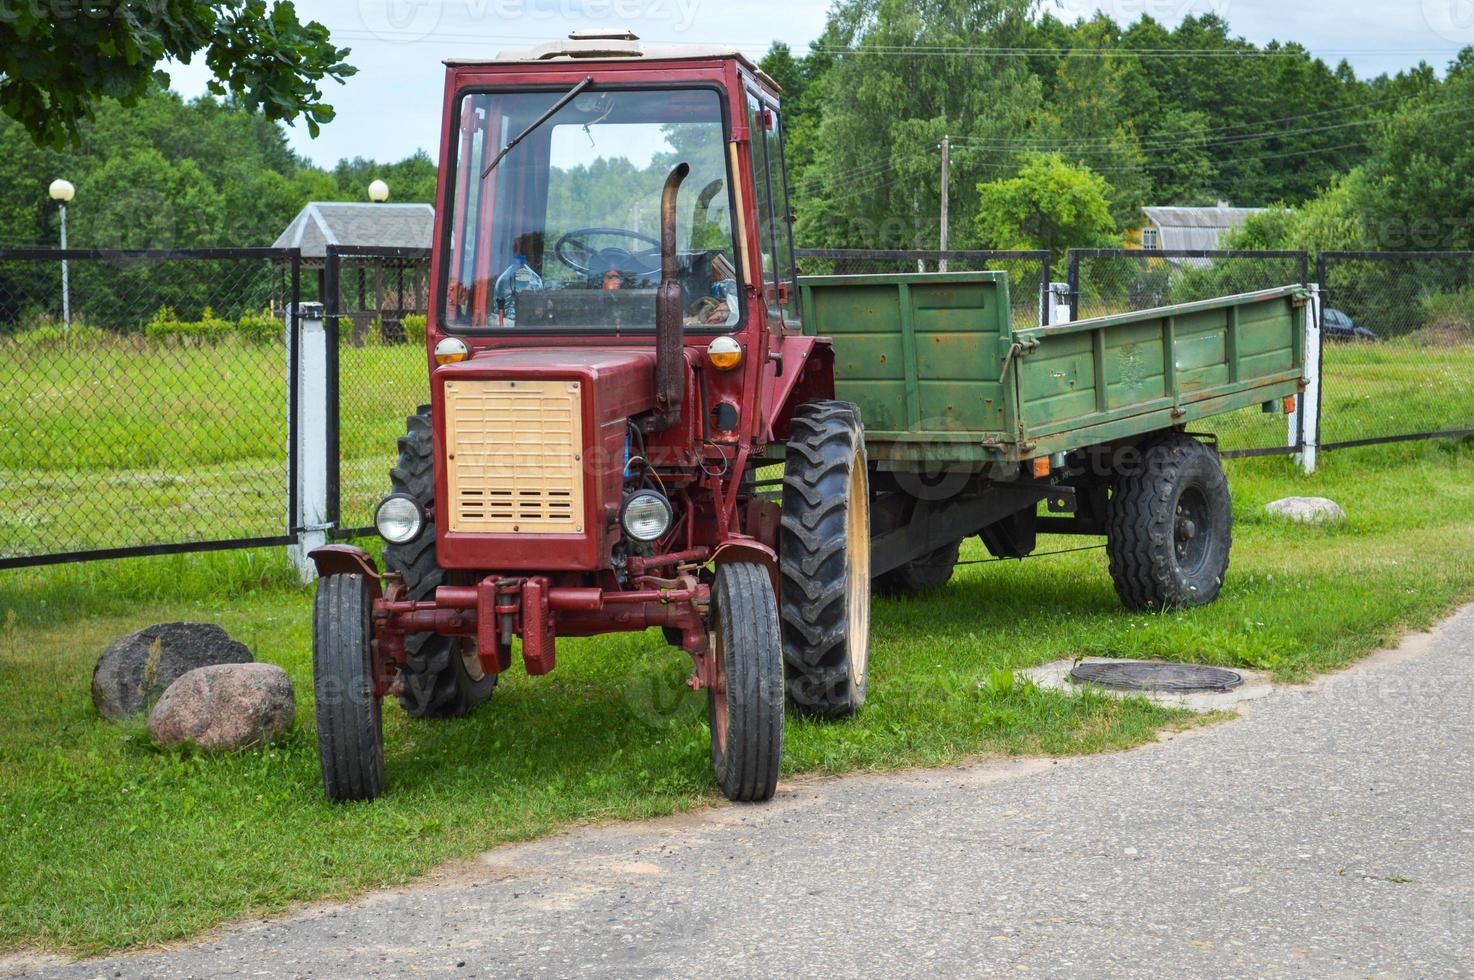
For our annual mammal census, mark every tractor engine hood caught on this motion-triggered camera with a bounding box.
[429,346,668,572]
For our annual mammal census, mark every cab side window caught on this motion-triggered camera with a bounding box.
[746,91,799,324]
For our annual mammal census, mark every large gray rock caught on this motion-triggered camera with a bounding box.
[148,663,295,751]
[1265,495,1347,524]
[91,622,253,721]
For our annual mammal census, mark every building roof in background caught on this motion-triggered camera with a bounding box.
[272,202,434,258]
[1142,205,1266,251]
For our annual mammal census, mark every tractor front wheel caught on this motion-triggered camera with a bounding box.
[708,562,784,802]
[312,573,385,802]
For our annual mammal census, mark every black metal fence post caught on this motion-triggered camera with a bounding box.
[324,244,342,531]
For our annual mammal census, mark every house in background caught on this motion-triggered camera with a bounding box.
[272,202,435,342]
[1125,203,1266,254]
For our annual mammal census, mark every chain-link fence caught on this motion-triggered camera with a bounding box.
[1066,249,1310,456]
[324,245,433,535]
[796,249,1051,330]
[0,248,300,566]
[1316,251,1474,449]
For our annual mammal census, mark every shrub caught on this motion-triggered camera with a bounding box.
[5,315,108,348]
[402,314,427,344]
[235,309,282,345]
[145,306,274,345]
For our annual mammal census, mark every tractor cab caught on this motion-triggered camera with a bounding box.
[436,34,799,339]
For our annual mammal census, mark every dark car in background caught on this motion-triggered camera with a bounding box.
[1323,307,1378,342]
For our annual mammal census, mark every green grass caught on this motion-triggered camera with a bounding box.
[0,338,425,556]
[4,439,1474,956]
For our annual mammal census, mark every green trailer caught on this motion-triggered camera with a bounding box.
[799,270,1308,609]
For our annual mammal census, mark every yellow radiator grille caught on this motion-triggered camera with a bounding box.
[442,379,584,534]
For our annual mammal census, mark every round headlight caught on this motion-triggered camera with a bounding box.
[375,494,424,544]
[620,490,673,542]
[433,336,469,365]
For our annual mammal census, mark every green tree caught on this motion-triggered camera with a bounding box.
[1358,51,1474,249]
[795,0,1044,249]
[0,0,354,149]
[974,154,1115,259]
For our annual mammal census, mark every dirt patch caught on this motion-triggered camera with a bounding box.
[1410,312,1474,347]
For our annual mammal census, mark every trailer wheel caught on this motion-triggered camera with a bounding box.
[312,573,385,802]
[384,407,496,718]
[779,401,871,718]
[708,562,784,802]
[875,540,960,596]
[1107,433,1232,610]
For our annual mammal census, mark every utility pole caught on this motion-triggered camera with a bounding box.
[938,135,950,273]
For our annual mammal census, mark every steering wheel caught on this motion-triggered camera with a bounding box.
[554,227,662,279]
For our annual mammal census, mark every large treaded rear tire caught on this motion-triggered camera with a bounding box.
[313,573,384,802]
[779,401,871,718]
[875,540,960,596]
[708,562,784,802]
[1106,432,1232,611]
[383,407,496,718]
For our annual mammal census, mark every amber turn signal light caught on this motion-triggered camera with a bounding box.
[706,335,743,370]
[433,337,470,365]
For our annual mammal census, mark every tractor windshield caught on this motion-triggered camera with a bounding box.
[443,86,741,333]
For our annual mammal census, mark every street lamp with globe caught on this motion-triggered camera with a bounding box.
[368,179,389,203]
[48,179,75,331]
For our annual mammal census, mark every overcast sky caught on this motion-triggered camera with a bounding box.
[168,0,1474,176]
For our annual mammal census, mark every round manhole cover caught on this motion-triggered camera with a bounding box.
[1069,661,1243,693]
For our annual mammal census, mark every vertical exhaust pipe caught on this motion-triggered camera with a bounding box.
[651,162,689,432]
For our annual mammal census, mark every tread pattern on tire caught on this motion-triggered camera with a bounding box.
[875,540,960,596]
[1106,432,1232,611]
[313,573,384,802]
[710,562,784,802]
[383,407,495,718]
[778,400,868,718]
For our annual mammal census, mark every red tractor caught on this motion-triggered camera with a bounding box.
[309,34,870,803]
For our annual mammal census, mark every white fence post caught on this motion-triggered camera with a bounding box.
[1291,284,1321,475]
[1045,281,1071,326]
[289,301,329,583]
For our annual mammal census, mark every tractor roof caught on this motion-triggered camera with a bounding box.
[445,34,779,91]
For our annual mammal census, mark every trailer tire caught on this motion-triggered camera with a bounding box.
[708,562,784,802]
[779,401,871,718]
[312,573,385,802]
[384,407,496,718]
[1107,432,1232,611]
[875,540,960,596]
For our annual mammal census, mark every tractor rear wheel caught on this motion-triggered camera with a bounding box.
[312,573,384,802]
[875,540,960,596]
[708,562,784,802]
[779,401,871,718]
[1106,432,1232,610]
[384,407,496,718]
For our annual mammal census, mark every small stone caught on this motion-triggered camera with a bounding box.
[92,622,253,721]
[1264,496,1346,524]
[148,663,295,751]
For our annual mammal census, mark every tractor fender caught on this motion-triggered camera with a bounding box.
[712,539,780,598]
[309,545,382,596]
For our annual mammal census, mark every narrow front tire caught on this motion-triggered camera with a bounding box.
[312,573,385,802]
[708,562,784,803]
